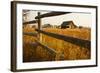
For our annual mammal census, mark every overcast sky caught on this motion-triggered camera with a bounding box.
[23,10,92,27]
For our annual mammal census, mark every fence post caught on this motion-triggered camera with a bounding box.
[37,12,42,41]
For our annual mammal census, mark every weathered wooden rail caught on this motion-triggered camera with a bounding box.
[23,32,37,37]
[23,20,38,25]
[35,11,71,19]
[35,40,64,60]
[35,29,91,49]
[36,40,57,55]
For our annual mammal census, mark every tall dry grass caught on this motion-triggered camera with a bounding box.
[42,28,91,60]
[23,26,91,62]
[23,26,54,62]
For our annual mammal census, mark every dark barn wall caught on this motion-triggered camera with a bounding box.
[61,21,77,29]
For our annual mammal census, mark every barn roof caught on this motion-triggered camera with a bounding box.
[61,21,73,26]
[42,24,52,28]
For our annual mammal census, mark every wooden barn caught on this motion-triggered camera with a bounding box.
[61,21,77,29]
[42,24,52,28]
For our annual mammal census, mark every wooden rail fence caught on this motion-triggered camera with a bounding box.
[23,11,90,61]
[35,29,90,49]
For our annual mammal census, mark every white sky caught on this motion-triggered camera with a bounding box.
[24,10,92,27]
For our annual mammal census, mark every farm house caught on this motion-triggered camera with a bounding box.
[61,21,77,29]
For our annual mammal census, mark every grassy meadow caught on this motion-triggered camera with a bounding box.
[23,26,91,62]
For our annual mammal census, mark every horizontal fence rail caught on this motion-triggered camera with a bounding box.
[36,40,65,60]
[35,12,71,19]
[23,20,38,25]
[23,32,38,37]
[35,29,91,49]
[36,40,57,55]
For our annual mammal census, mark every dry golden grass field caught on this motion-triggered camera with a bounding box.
[23,26,91,62]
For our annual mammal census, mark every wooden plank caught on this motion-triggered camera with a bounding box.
[35,12,71,19]
[23,32,37,37]
[35,29,91,49]
[36,40,65,60]
[36,40,57,55]
[23,20,38,25]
